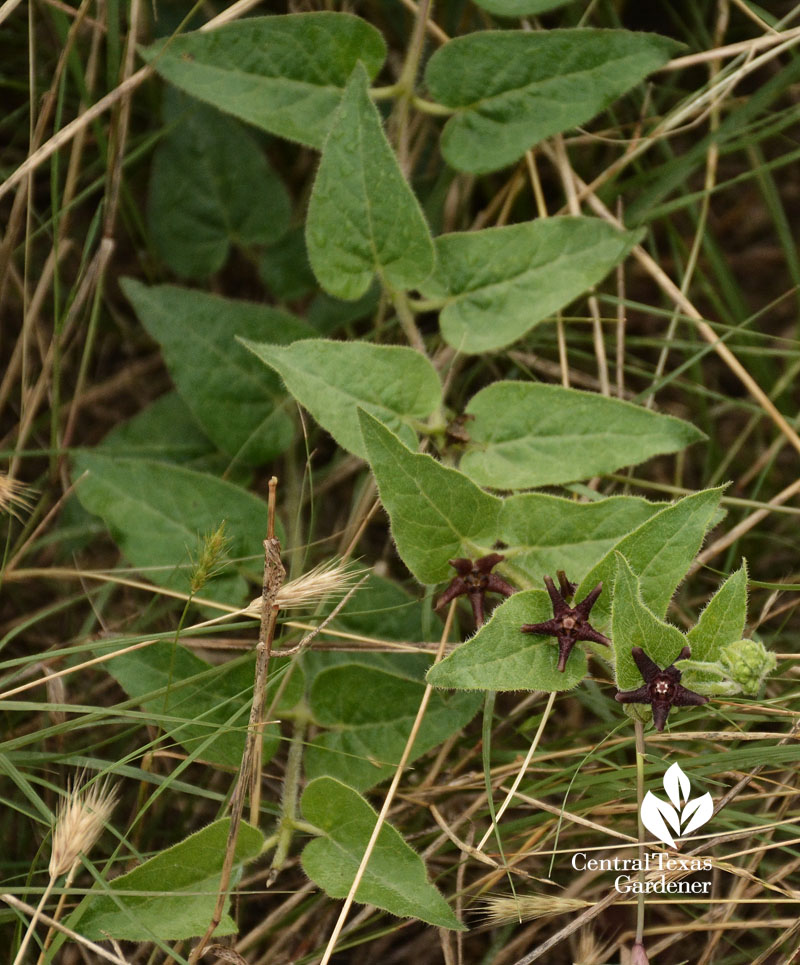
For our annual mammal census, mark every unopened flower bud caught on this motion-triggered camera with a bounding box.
[719,638,776,695]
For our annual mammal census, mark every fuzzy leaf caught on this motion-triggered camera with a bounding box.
[687,562,748,662]
[306,63,435,299]
[122,279,312,465]
[242,338,441,456]
[144,13,386,148]
[426,29,677,173]
[72,453,270,604]
[301,777,464,929]
[148,89,290,279]
[612,554,688,691]
[427,590,587,691]
[358,410,501,584]
[576,488,723,626]
[98,641,303,768]
[497,492,660,588]
[305,661,480,790]
[473,0,576,14]
[460,382,705,484]
[420,220,640,353]
[100,393,215,466]
[76,819,263,940]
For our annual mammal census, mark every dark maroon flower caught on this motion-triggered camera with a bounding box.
[615,645,709,731]
[435,553,515,628]
[520,573,610,672]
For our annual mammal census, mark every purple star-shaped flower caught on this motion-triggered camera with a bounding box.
[520,572,610,672]
[615,645,709,731]
[435,553,515,628]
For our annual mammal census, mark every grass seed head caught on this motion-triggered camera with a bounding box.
[49,776,119,878]
[480,892,590,925]
[246,559,365,614]
[0,473,34,520]
[189,522,232,594]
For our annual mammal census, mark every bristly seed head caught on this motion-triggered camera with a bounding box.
[189,521,232,594]
[245,559,365,614]
[0,472,34,520]
[480,893,591,926]
[50,776,119,878]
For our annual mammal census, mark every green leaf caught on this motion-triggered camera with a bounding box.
[358,410,501,584]
[122,279,312,465]
[99,641,303,768]
[72,453,270,604]
[305,661,480,790]
[76,818,263,940]
[687,562,748,662]
[100,393,215,465]
[420,219,640,353]
[144,13,387,148]
[575,488,723,626]
[460,381,705,485]
[308,284,381,335]
[472,0,577,14]
[427,590,587,691]
[148,89,290,279]
[498,492,661,587]
[426,29,677,173]
[612,553,688,691]
[324,574,425,642]
[259,226,317,302]
[306,63,435,299]
[243,339,441,457]
[301,777,464,929]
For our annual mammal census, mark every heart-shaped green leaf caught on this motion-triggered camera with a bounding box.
[420,219,640,353]
[460,381,705,485]
[75,818,263,940]
[243,339,441,456]
[305,660,480,790]
[306,63,435,299]
[358,410,501,584]
[122,279,312,466]
[612,554,688,691]
[575,488,723,626]
[687,562,748,662]
[144,13,386,148]
[99,641,303,768]
[148,89,290,278]
[301,777,464,929]
[72,453,271,604]
[427,590,588,691]
[426,29,677,173]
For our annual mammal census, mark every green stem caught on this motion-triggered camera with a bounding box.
[407,296,447,313]
[271,714,308,871]
[397,0,433,97]
[392,0,433,170]
[390,289,427,354]
[411,95,454,116]
[634,720,646,946]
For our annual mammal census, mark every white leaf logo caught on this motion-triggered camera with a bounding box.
[640,763,713,847]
